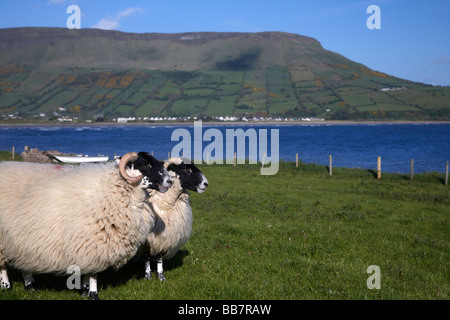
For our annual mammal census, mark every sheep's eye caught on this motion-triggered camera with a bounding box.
[181,168,190,174]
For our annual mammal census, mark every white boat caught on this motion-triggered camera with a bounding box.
[53,155,109,164]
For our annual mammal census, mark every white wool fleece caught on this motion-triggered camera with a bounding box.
[0,161,155,275]
[145,174,193,260]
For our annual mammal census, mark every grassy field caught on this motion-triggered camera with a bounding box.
[1,66,449,122]
[0,155,448,300]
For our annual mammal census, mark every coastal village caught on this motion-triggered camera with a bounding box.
[2,111,325,124]
[115,115,325,123]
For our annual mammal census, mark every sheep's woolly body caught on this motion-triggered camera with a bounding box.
[146,176,192,260]
[0,161,154,276]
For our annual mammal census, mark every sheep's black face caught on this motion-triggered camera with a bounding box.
[167,160,209,193]
[129,152,172,192]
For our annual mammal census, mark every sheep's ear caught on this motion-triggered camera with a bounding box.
[136,152,164,168]
[137,151,152,163]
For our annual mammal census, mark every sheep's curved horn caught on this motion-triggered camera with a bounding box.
[119,152,142,182]
[164,157,184,169]
[163,161,170,169]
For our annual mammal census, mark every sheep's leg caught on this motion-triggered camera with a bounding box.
[156,257,166,282]
[144,256,152,280]
[81,274,90,296]
[88,274,100,300]
[81,274,100,300]
[0,268,10,290]
[22,271,36,291]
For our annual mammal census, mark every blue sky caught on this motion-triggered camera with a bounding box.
[1,0,449,86]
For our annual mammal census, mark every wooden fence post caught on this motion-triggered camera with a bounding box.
[410,159,414,180]
[445,161,449,186]
[329,155,332,176]
[377,157,381,179]
[296,153,298,168]
[12,146,15,160]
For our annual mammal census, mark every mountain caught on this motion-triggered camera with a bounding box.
[0,27,448,122]
[0,27,357,70]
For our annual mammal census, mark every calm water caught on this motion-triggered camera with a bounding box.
[0,123,449,173]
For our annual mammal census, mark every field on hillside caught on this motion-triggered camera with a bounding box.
[1,156,448,300]
[1,65,449,122]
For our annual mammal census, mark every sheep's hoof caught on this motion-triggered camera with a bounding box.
[144,272,152,280]
[156,272,166,282]
[1,282,11,290]
[24,282,37,291]
[80,287,89,296]
[88,291,100,300]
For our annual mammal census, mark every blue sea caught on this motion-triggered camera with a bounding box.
[0,123,449,173]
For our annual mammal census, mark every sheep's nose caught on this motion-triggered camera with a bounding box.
[203,181,208,188]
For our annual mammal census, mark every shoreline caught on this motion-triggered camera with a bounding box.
[1,120,449,128]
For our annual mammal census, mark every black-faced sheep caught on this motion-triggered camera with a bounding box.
[143,157,208,281]
[0,152,172,300]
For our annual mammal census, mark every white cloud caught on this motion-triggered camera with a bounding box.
[47,0,65,4]
[92,18,119,31]
[117,7,145,19]
[92,8,145,30]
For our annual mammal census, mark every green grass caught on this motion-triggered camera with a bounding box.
[1,160,448,300]
[2,66,450,121]
[205,96,236,116]
[135,99,167,117]
[0,150,21,161]
[171,98,208,116]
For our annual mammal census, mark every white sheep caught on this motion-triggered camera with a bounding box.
[143,157,208,281]
[0,152,172,299]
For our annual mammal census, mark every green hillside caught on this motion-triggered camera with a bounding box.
[0,27,448,122]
